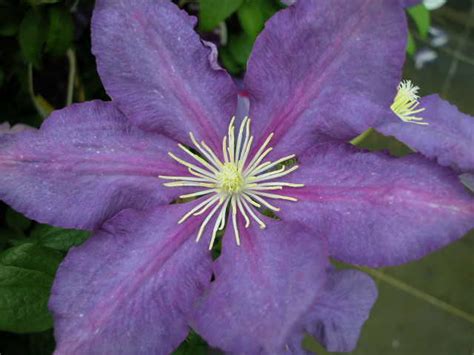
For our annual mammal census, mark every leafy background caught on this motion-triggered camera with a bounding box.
[0,0,473,354]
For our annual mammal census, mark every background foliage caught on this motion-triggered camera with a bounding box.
[0,0,473,354]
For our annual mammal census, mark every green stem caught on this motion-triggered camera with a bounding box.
[359,267,474,325]
[66,48,77,106]
[27,64,48,119]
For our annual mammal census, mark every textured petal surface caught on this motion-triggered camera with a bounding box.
[279,144,474,266]
[378,95,474,172]
[92,0,238,151]
[0,101,185,230]
[244,0,407,156]
[192,219,329,353]
[303,269,377,352]
[50,204,212,355]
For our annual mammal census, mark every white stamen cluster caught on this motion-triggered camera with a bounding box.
[390,80,428,125]
[159,117,303,250]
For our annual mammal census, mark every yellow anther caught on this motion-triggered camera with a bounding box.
[217,163,244,193]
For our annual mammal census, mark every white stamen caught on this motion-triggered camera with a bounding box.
[391,80,428,125]
[159,117,303,248]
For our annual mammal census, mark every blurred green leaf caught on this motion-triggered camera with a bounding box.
[220,32,254,74]
[237,0,278,39]
[27,0,62,5]
[19,9,48,66]
[0,243,62,333]
[199,0,243,31]
[0,5,21,36]
[220,48,241,75]
[173,331,216,355]
[6,208,32,232]
[408,4,430,39]
[351,129,412,157]
[0,227,24,250]
[46,6,74,56]
[31,224,90,252]
[406,31,416,56]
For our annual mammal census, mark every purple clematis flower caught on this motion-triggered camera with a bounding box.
[0,0,473,353]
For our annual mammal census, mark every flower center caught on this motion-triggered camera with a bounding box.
[390,80,428,125]
[218,163,244,193]
[159,117,303,249]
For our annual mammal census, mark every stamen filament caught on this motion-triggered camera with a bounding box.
[178,144,219,174]
[159,117,303,248]
[391,80,428,125]
[179,189,217,199]
[196,197,225,242]
[244,133,274,172]
[246,192,281,211]
[178,195,219,224]
[231,197,240,245]
[249,154,296,176]
[163,182,216,188]
[240,198,266,229]
[168,152,216,179]
[236,197,251,228]
[252,191,298,201]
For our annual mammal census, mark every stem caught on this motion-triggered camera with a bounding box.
[66,48,77,106]
[27,64,49,119]
[359,267,474,325]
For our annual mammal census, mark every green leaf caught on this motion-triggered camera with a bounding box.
[173,331,212,355]
[406,31,416,56]
[221,32,254,73]
[0,243,63,333]
[0,5,21,36]
[408,4,430,39]
[237,0,278,39]
[31,224,90,252]
[199,0,243,31]
[27,0,62,5]
[352,128,412,157]
[18,9,48,66]
[46,6,74,56]
[6,208,32,232]
[0,243,63,276]
[220,48,241,75]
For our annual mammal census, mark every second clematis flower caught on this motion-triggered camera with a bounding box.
[0,0,473,353]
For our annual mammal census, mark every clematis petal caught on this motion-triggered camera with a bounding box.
[302,269,377,352]
[378,95,474,172]
[0,101,186,230]
[192,219,329,353]
[49,204,212,355]
[401,0,422,7]
[279,144,474,267]
[244,0,407,156]
[92,0,238,151]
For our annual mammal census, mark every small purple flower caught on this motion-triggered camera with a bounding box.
[0,0,473,353]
